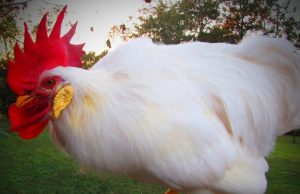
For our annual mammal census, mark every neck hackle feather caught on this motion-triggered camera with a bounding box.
[7,5,84,96]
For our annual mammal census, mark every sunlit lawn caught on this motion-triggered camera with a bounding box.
[0,120,299,194]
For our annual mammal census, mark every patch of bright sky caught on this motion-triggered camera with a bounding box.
[14,0,300,55]
[17,0,150,53]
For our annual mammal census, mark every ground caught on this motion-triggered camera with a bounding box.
[0,120,299,194]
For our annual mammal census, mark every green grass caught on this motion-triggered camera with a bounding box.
[0,121,163,194]
[266,135,300,194]
[0,120,299,194]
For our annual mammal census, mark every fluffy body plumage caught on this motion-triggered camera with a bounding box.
[42,36,300,194]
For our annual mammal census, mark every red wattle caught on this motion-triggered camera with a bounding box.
[8,99,50,140]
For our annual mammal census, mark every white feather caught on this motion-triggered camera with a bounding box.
[43,36,300,194]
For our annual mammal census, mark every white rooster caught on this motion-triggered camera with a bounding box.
[8,6,300,194]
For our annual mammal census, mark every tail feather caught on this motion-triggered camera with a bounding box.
[238,36,300,135]
[213,156,268,194]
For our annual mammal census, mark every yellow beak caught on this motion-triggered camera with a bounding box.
[16,95,35,108]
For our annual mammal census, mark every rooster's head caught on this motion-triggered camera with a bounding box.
[7,6,84,139]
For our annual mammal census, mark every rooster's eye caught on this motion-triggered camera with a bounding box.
[42,78,57,89]
[47,79,55,86]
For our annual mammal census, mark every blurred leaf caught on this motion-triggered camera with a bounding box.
[81,50,108,69]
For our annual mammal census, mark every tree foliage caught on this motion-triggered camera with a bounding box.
[112,0,225,44]
[82,50,108,69]
[222,0,300,44]
[221,0,270,42]
[110,0,300,46]
[267,0,300,47]
[135,1,189,44]
[0,0,30,59]
[0,59,15,119]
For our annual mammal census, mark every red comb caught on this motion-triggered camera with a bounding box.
[7,6,84,95]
